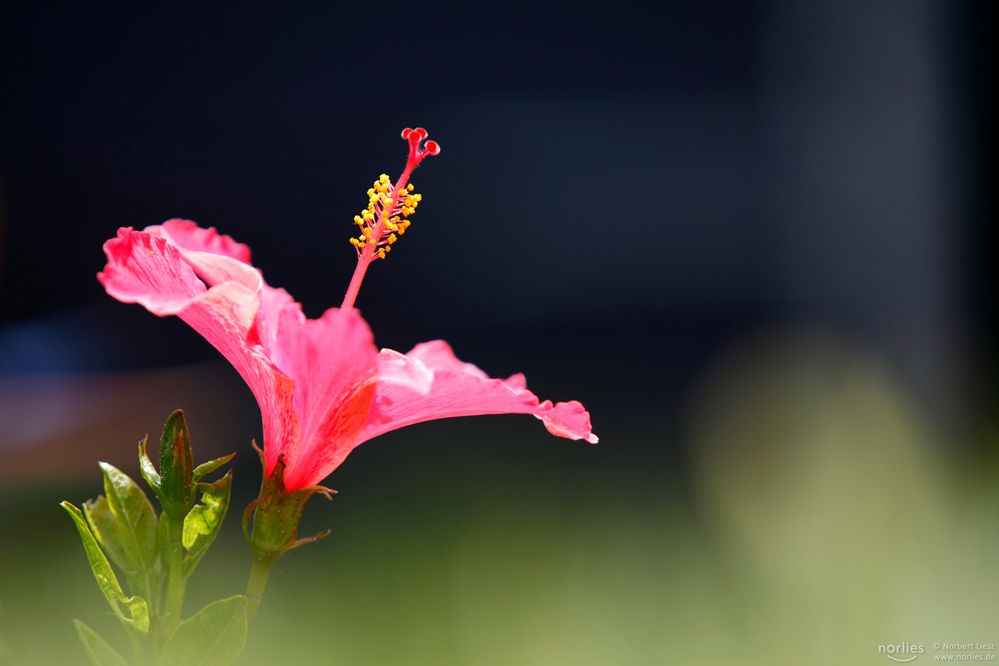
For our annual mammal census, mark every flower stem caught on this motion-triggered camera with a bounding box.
[129,629,147,666]
[245,555,276,621]
[161,515,186,636]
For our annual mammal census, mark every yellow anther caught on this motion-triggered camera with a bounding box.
[349,172,427,255]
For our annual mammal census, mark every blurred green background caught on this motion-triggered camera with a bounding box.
[3,332,998,664]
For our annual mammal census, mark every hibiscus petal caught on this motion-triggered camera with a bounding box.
[376,348,434,395]
[270,306,381,490]
[534,399,599,443]
[97,226,300,479]
[358,340,598,446]
[146,222,260,289]
[153,218,252,263]
[97,227,207,313]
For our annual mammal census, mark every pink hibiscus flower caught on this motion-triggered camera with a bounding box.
[97,128,596,492]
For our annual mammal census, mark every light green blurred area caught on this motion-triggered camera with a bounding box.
[1,330,997,665]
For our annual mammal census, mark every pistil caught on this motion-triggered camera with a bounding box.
[340,127,440,310]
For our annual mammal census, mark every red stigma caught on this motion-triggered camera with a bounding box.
[402,126,441,167]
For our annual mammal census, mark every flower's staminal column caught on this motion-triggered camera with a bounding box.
[340,127,440,310]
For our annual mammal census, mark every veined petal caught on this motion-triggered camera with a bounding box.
[534,399,598,443]
[270,307,381,490]
[153,219,252,263]
[376,348,434,395]
[357,340,598,447]
[182,283,301,479]
[146,222,260,290]
[97,227,300,479]
[98,227,207,314]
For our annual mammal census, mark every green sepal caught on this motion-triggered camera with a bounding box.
[182,470,233,578]
[98,462,158,573]
[243,449,333,565]
[193,452,236,482]
[159,595,248,666]
[60,501,150,634]
[159,409,196,520]
[74,619,128,666]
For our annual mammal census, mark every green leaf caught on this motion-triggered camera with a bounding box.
[157,510,172,563]
[138,435,161,496]
[192,452,236,482]
[82,495,137,580]
[61,501,150,633]
[182,471,232,578]
[98,463,158,573]
[159,595,248,666]
[159,410,195,519]
[73,619,128,666]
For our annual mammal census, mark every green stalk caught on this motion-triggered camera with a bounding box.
[161,515,186,636]
[241,449,333,622]
[129,629,146,666]
[245,555,277,621]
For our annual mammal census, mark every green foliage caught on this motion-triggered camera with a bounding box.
[98,462,156,572]
[159,596,248,666]
[62,410,239,665]
[60,501,150,634]
[74,620,128,666]
[138,435,161,498]
[157,410,196,520]
[193,453,237,483]
[82,495,136,582]
[182,471,233,578]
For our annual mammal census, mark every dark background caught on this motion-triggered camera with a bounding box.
[0,2,993,664]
